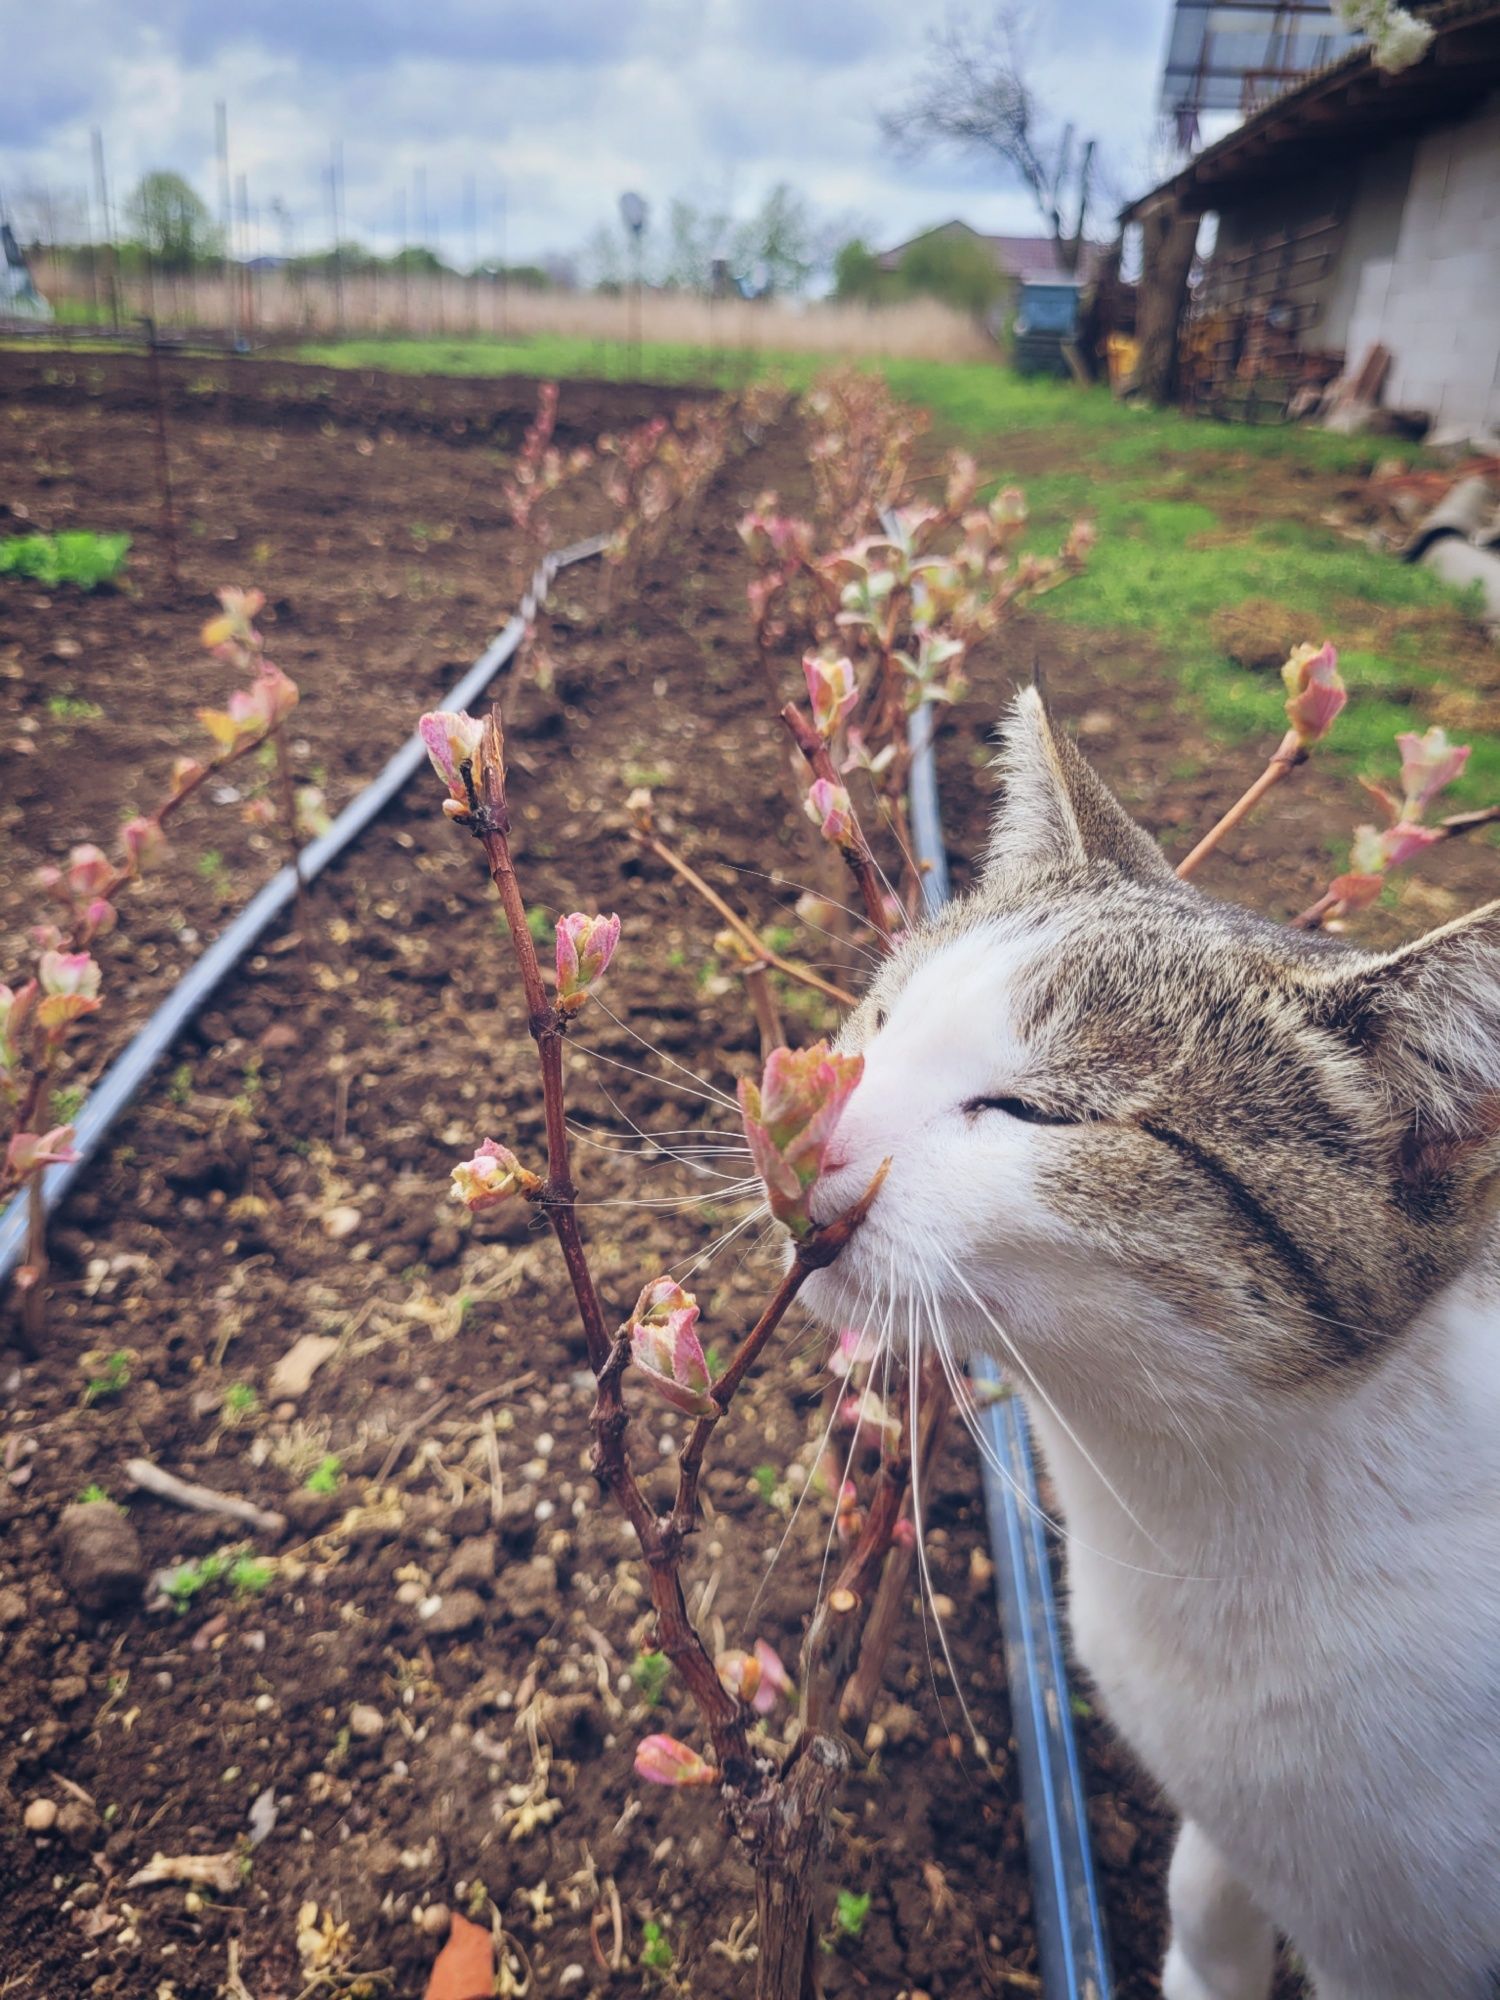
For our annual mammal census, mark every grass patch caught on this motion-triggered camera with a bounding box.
[289,332,801,392]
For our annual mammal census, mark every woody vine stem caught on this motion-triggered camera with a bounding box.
[426,699,942,2000]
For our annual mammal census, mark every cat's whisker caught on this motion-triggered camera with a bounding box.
[903,1289,997,1761]
[583,996,742,1108]
[749,1263,883,1620]
[713,860,888,964]
[868,800,925,924]
[936,1257,1174,1559]
[674,1202,770,1283]
[567,1129,757,1184]
[810,1263,895,1615]
[916,1264,1224,1576]
[576,1040,740,1114]
[570,1181,762,1213]
[568,1125,751,1158]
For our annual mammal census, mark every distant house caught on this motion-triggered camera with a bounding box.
[875,220,1104,317]
[1123,0,1500,429]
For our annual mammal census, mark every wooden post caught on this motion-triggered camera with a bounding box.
[1129,191,1201,406]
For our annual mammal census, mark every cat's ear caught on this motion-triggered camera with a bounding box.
[985,685,1173,884]
[1305,902,1500,1186]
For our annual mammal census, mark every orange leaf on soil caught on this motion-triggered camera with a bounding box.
[423,1910,494,2000]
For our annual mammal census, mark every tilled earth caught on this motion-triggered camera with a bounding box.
[3,352,1495,1999]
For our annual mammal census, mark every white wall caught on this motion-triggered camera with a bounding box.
[1342,89,1500,432]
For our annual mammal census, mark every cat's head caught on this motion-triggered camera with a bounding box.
[800,688,1500,1426]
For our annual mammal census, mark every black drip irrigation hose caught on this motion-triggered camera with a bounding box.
[0,533,610,1287]
[907,702,1114,2000]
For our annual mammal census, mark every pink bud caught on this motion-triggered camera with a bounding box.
[804,779,855,847]
[6,1125,79,1176]
[83,898,116,938]
[633,1734,719,1788]
[891,1518,917,1551]
[1396,727,1470,820]
[751,1639,792,1704]
[36,951,102,1033]
[64,844,113,902]
[1380,820,1444,870]
[255,663,299,730]
[628,1281,716,1418]
[716,1649,763,1707]
[802,655,858,739]
[0,981,38,1082]
[945,451,980,514]
[1063,519,1098,563]
[121,815,169,873]
[991,487,1028,528]
[555,911,622,1014]
[449,1138,541,1212]
[418,710,486,800]
[1281,642,1346,748]
[746,574,777,624]
[718,1643,791,1714]
[738,1040,864,1240]
[838,1387,901,1456]
[201,585,267,651]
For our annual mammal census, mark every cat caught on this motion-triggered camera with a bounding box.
[800,687,1500,2000]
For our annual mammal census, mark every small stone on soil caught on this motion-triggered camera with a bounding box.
[437,1536,496,1594]
[23,1798,57,1832]
[55,1499,144,1614]
[418,1587,485,1636]
[349,1703,385,1740]
[54,1800,99,1850]
[268,1333,340,1400]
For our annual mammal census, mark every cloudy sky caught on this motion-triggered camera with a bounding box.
[4,1,1180,272]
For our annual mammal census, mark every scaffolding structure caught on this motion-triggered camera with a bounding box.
[1160,0,1358,146]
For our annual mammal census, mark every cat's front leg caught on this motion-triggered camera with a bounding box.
[1161,1822,1277,2000]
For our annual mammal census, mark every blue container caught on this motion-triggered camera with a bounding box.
[1015,280,1082,337]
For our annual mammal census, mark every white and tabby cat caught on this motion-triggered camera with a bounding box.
[801,688,1500,2000]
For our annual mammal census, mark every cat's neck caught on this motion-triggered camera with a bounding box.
[1021,1264,1500,1573]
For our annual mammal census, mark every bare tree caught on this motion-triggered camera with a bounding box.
[880,8,1098,272]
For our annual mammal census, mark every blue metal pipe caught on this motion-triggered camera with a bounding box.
[907,701,1113,2000]
[0,534,609,1287]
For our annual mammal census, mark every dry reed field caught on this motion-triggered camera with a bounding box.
[31,255,996,363]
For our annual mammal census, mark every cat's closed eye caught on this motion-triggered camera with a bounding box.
[963,1095,1083,1127]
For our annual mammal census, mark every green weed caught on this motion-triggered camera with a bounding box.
[631,1649,671,1707]
[305,1454,343,1496]
[0,530,130,590]
[82,1350,131,1405]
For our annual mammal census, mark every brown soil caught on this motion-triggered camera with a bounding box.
[3,352,1493,2000]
